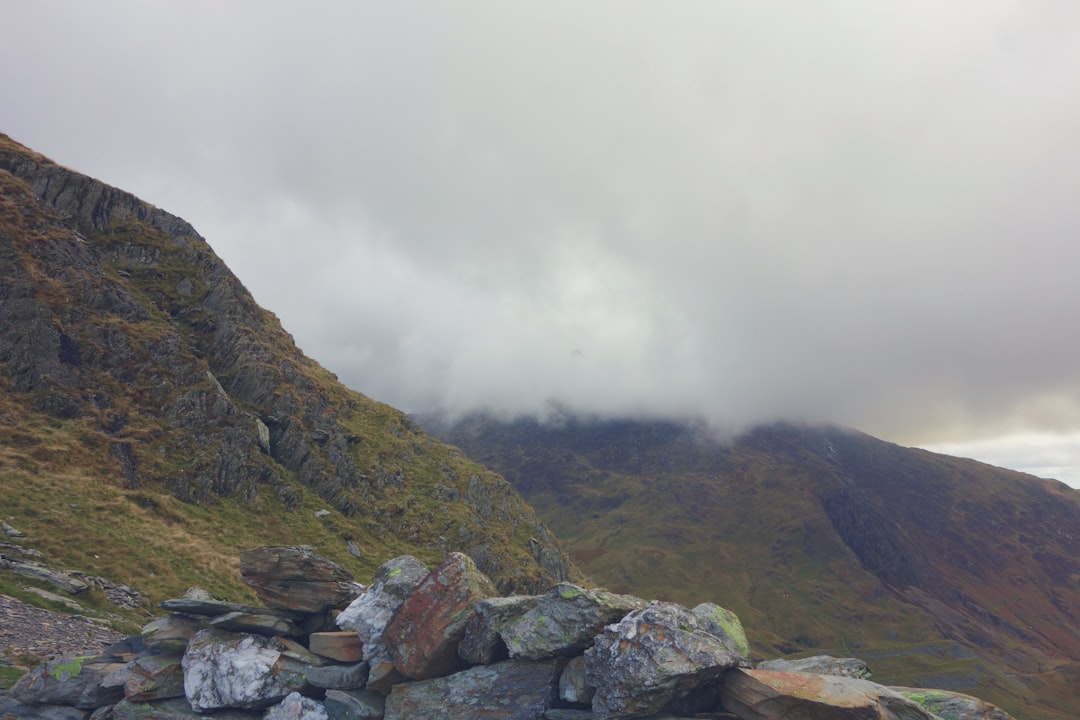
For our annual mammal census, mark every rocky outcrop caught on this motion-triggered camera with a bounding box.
[383,553,497,680]
[239,545,362,614]
[722,668,939,720]
[585,602,749,717]
[4,545,1017,720]
[0,133,577,597]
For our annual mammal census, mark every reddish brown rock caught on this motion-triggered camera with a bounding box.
[123,654,185,702]
[384,552,498,680]
[722,669,938,720]
[308,631,364,662]
[239,545,360,613]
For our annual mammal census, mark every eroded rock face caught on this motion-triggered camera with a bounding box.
[239,545,360,613]
[383,659,561,720]
[585,601,748,717]
[181,629,291,711]
[384,552,498,680]
[502,583,645,660]
[9,655,126,710]
[722,668,938,720]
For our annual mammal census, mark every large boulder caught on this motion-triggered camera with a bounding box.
[722,668,939,720]
[9,655,126,710]
[383,659,561,720]
[181,629,293,711]
[384,552,498,680]
[757,654,872,679]
[458,594,541,665]
[585,601,748,717]
[239,545,360,613]
[502,583,645,660]
[336,555,429,667]
[891,687,1016,720]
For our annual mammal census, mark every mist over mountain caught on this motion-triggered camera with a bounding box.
[422,411,1080,719]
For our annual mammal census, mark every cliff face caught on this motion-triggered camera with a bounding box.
[0,133,576,598]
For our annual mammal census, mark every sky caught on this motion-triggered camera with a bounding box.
[3,2,1080,487]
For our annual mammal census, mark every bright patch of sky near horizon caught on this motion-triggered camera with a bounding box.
[2,2,1080,487]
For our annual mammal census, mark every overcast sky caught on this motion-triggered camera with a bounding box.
[3,2,1080,487]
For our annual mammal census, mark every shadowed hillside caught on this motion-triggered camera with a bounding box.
[423,413,1080,720]
[0,133,577,612]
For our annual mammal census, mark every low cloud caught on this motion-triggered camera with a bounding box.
[4,2,1080,460]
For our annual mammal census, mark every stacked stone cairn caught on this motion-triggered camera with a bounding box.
[3,545,1015,719]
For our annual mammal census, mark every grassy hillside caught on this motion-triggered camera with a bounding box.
[0,133,577,626]
[426,414,1080,720]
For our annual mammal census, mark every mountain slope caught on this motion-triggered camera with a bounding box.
[0,133,576,608]
[423,413,1080,720]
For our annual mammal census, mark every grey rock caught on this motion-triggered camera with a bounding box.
[181,628,291,711]
[459,595,541,665]
[2,521,25,537]
[0,694,89,720]
[209,611,302,637]
[757,654,872,679]
[383,659,561,720]
[240,545,360,613]
[2,559,89,594]
[384,552,499,680]
[336,555,429,666]
[690,602,751,658]
[306,661,369,690]
[722,669,938,720]
[9,656,126,710]
[323,689,386,720]
[23,586,84,611]
[141,614,206,654]
[122,654,186,701]
[585,601,747,717]
[264,691,329,720]
[110,697,261,720]
[891,686,1016,720]
[159,597,299,618]
[181,587,215,601]
[503,584,646,660]
[0,540,42,558]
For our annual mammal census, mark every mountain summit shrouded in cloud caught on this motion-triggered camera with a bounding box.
[3,2,1080,480]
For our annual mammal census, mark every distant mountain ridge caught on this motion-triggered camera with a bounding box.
[0,133,576,605]
[421,412,1080,719]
